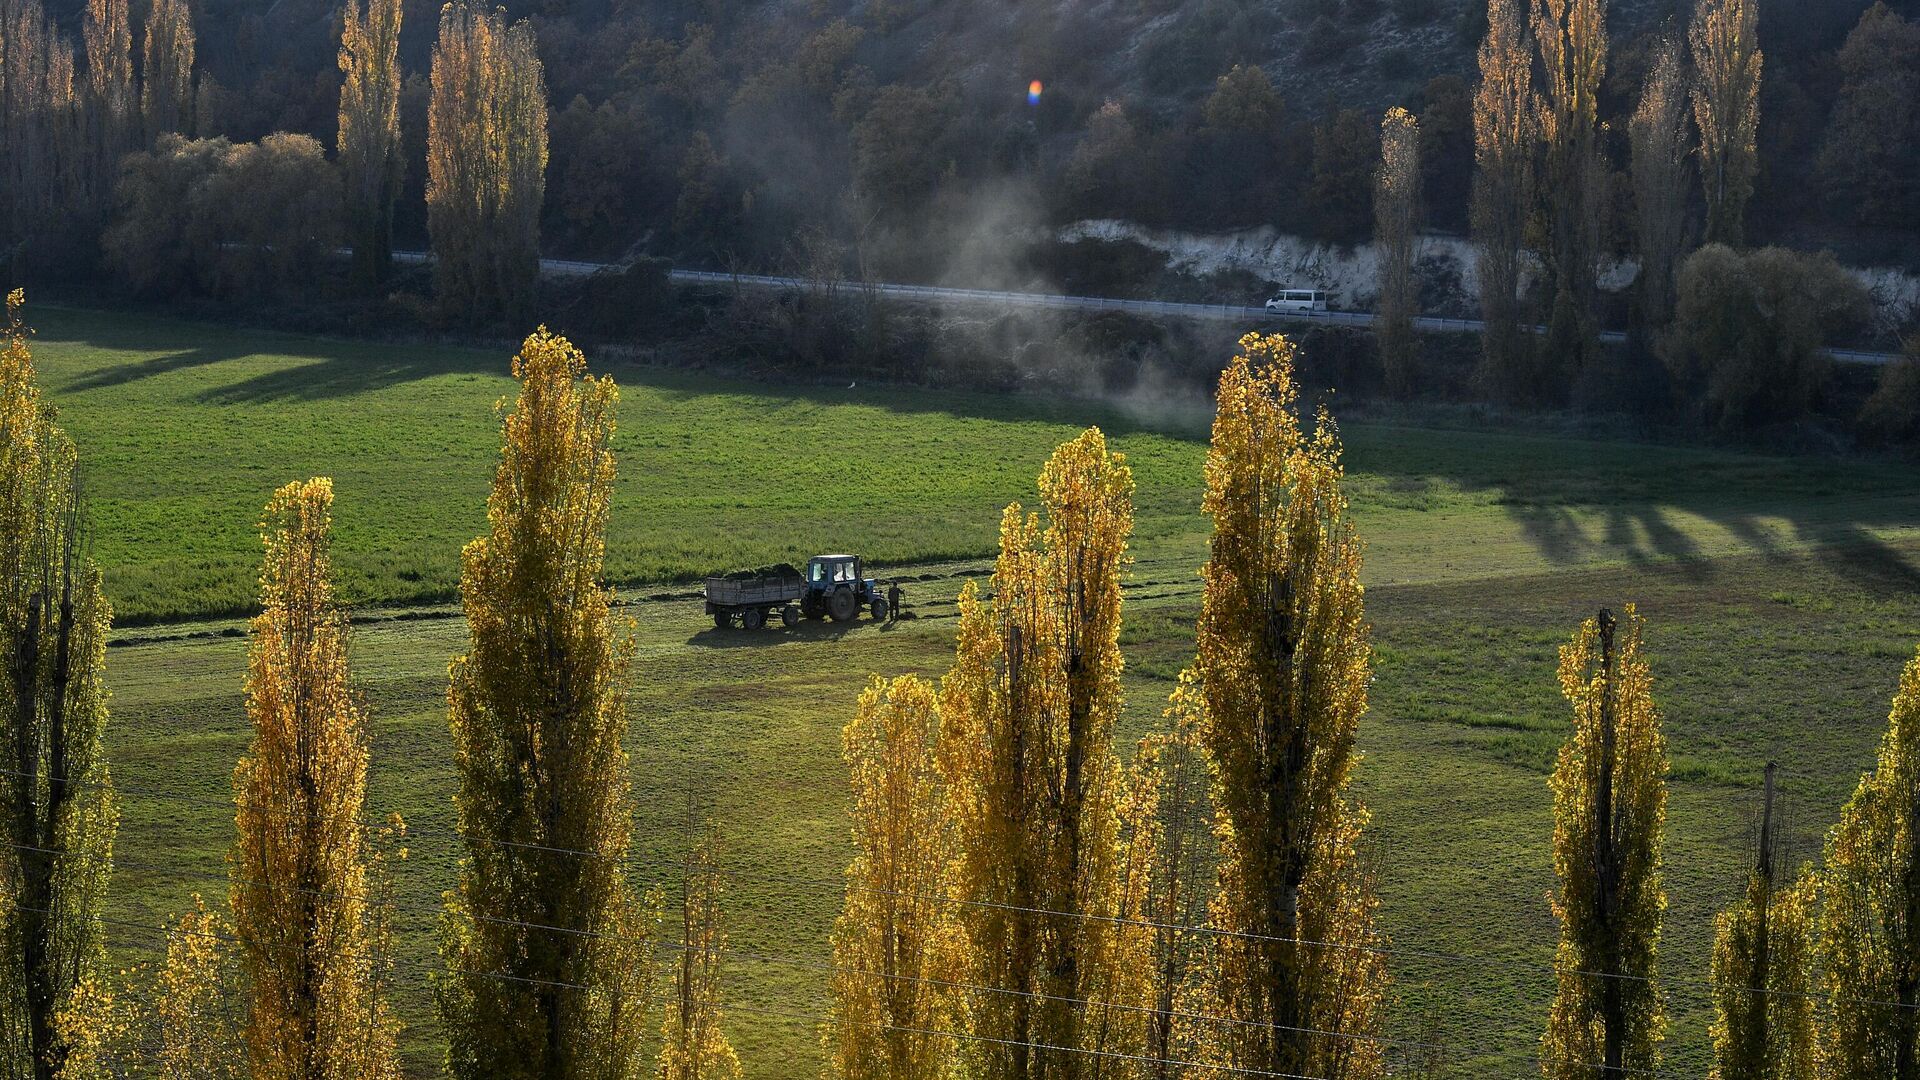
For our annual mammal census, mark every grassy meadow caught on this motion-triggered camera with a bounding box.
[29,303,1920,1077]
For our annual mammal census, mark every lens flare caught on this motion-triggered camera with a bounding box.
[1027,79,1044,106]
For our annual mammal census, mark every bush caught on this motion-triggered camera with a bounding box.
[1663,244,1872,431]
[1859,341,1920,447]
[107,132,342,298]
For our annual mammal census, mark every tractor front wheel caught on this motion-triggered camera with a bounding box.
[870,597,889,622]
[829,587,858,622]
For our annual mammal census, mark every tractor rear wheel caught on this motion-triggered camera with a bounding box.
[829,586,858,622]
[742,607,767,631]
[713,611,731,629]
[781,605,800,627]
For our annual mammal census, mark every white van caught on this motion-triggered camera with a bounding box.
[1264,289,1329,313]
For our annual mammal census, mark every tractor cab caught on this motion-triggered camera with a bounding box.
[801,554,888,622]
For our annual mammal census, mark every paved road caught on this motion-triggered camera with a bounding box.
[394,250,1904,366]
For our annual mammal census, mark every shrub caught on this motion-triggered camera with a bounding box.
[1664,244,1872,430]
[1859,339,1920,447]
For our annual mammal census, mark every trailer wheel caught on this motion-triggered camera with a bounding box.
[781,605,800,627]
[713,611,731,630]
[829,586,858,622]
[742,607,767,631]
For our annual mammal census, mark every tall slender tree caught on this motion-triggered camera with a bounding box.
[1708,766,1815,1080]
[439,329,656,1080]
[337,0,404,286]
[0,290,116,1080]
[658,829,738,1080]
[1532,0,1608,388]
[140,0,193,140]
[1629,37,1691,337]
[827,675,959,1080]
[2,0,82,272]
[426,0,547,320]
[1472,0,1538,402]
[1820,646,1920,1080]
[1690,0,1762,247]
[940,427,1137,1080]
[81,0,134,215]
[1541,608,1666,1080]
[1188,332,1385,1080]
[1126,695,1209,1079]
[230,478,400,1080]
[1374,106,1421,398]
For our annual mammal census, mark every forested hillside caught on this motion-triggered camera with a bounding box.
[26,0,1920,278]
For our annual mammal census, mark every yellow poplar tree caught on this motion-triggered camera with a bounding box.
[230,478,400,1080]
[1819,646,1920,1080]
[140,0,194,139]
[1709,857,1815,1080]
[1374,106,1421,399]
[0,291,117,1080]
[659,830,738,1080]
[1472,0,1538,401]
[827,675,959,1080]
[337,0,405,286]
[939,427,1137,1080]
[1542,607,1666,1080]
[1629,37,1690,335]
[440,329,655,1080]
[427,0,548,320]
[152,897,245,1080]
[1124,695,1209,1078]
[1690,0,1762,248]
[1188,333,1385,1080]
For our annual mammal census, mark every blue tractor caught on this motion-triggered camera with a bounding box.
[704,554,893,630]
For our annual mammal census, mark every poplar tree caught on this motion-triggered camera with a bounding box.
[1126,697,1209,1078]
[940,427,1137,1080]
[1472,0,1538,402]
[440,329,655,1080]
[337,0,404,286]
[1708,768,1814,1080]
[1541,607,1666,1080]
[2,0,82,271]
[659,830,738,1080]
[1629,38,1690,335]
[827,675,959,1080]
[152,898,245,1080]
[1820,647,1920,1080]
[1532,0,1608,387]
[231,478,400,1080]
[1188,332,1385,1080]
[1374,106,1420,399]
[140,0,194,140]
[1690,0,1762,248]
[0,290,116,1080]
[82,0,136,213]
[427,0,547,320]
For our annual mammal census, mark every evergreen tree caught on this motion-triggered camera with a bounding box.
[827,675,959,1080]
[0,290,116,1080]
[1189,332,1385,1080]
[1820,646,1920,1080]
[230,478,401,1080]
[939,428,1138,1080]
[1690,0,1762,247]
[1374,106,1421,399]
[440,329,656,1080]
[337,0,404,286]
[1541,608,1666,1080]
[427,1,547,320]
[1472,0,1538,402]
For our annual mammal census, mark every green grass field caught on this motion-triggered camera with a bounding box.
[31,304,1920,1077]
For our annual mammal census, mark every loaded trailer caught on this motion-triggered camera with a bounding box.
[704,554,896,630]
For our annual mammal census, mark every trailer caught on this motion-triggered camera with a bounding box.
[704,555,895,630]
